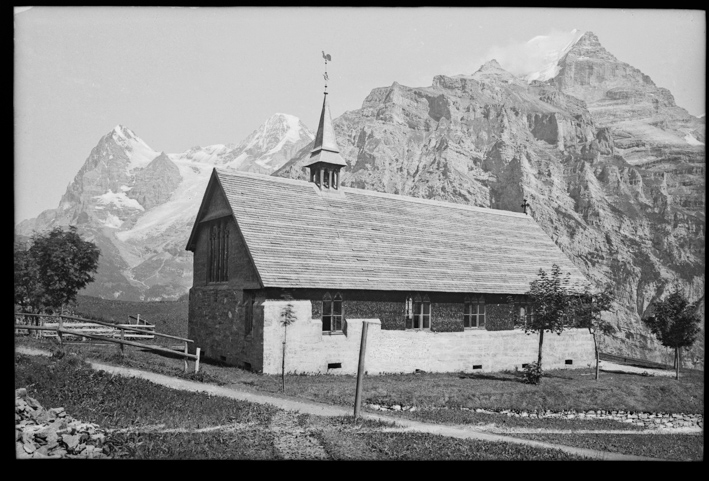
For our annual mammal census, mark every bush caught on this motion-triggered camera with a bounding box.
[522,362,543,385]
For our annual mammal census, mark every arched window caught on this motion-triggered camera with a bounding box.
[322,292,343,332]
[405,295,413,329]
[464,295,485,328]
[408,294,431,330]
[519,304,535,327]
[243,291,254,335]
[208,218,229,283]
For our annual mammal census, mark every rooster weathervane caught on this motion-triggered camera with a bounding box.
[322,51,331,93]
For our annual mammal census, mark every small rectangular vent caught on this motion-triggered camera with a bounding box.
[565,359,573,365]
[473,365,483,370]
[327,363,342,369]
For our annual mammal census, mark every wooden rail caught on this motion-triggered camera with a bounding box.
[15,313,200,373]
[599,351,673,371]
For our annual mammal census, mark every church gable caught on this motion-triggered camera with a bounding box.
[187,170,262,289]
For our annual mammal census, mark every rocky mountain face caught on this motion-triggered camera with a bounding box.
[276,32,705,369]
[16,31,703,368]
[16,115,314,301]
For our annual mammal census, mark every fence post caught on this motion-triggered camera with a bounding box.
[195,348,201,374]
[136,314,140,326]
[184,341,189,373]
[353,321,370,419]
[120,328,125,356]
[57,316,63,346]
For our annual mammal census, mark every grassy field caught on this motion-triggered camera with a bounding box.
[18,336,704,417]
[15,352,594,460]
[73,295,189,339]
[16,296,704,460]
[509,432,703,461]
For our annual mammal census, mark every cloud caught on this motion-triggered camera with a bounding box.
[475,29,583,77]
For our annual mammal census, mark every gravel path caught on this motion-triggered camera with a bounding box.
[15,346,668,461]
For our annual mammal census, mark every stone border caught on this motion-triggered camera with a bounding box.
[364,404,704,430]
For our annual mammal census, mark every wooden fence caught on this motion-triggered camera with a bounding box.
[15,313,200,373]
[599,351,674,371]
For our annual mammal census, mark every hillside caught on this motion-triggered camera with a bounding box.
[275,31,705,369]
[73,295,188,339]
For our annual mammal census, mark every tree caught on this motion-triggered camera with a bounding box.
[514,264,576,383]
[280,300,296,392]
[572,285,615,380]
[14,241,43,314]
[14,227,100,314]
[643,289,701,380]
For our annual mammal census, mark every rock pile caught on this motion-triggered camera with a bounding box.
[364,403,704,430]
[15,388,108,459]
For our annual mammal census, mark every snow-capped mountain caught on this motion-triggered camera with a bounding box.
[525,29,585,83]
[173,113,314,173]
[16,115,314,301]
[15,30,704,369]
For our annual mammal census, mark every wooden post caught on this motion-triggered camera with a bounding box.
[282,326,287,392]
[136,314,140,325]
[120,328,125,356]
[184,341,189,373]
[57,316,64,346]
[195,348,201,373]
[353,321,370,419]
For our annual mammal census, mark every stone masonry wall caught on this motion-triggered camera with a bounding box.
[188,185,264,370]
[188,287,265,371]
[302,290,515,332]
[261,299,596,375]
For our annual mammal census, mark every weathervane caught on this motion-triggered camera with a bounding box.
[322,51,331,94]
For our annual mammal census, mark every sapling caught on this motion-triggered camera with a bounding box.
[643,288,701,380]
[280,300,296,392]
[572,285,615,380]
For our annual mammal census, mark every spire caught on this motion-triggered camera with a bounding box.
[309,94,345,158]
[304,88,346,168]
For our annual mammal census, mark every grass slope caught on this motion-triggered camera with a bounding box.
[18,336,704,417]
[510,433,703,461]
[73,295,188,339]
[15,353,592,460]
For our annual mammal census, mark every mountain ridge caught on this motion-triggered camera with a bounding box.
[16,113,315,301]
[16,30,704,368]
[274,30,704,369]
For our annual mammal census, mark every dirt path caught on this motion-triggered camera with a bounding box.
[15,346,666,461]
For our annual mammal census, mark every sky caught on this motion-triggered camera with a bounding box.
[14,7,705,224]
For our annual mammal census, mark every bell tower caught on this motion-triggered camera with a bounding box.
[306,51,346,191]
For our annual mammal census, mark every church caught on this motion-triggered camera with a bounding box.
[185,88,595,375]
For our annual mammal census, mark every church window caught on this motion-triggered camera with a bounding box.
[464,296,486,328]
[407,294,431,330]
[519,304,535,327]
[244,291,254,335]
[322,292,343,332]
[208,218,229,283]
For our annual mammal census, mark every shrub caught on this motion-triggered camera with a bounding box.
[522,362,543,385]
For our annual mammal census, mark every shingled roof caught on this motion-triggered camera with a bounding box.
[187,169,589,294]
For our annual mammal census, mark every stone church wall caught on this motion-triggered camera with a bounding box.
[187,184,263,370]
